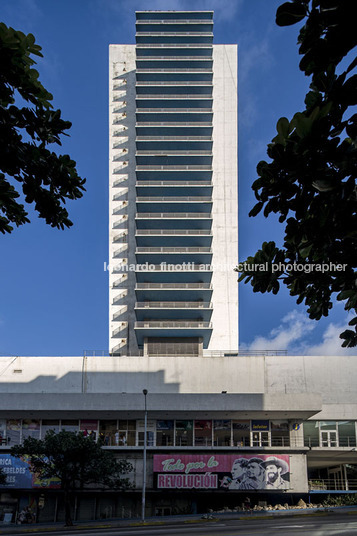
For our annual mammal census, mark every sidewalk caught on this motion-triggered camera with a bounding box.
[1,506,357,534]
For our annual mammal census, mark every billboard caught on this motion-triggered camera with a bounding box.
[0,454,60,489]
[153,454,290,490]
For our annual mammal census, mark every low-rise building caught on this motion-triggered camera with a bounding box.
[0,354,356,521]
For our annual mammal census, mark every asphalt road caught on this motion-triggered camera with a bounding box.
[4,514,357,536]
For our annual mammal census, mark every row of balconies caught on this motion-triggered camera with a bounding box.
[113,247,212,258]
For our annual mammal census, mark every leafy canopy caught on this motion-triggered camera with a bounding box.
[0,23,86,234]
[11,430,133,525]
[237,0,357,347]
[11,430,133,491]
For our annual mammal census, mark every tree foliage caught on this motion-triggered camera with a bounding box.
[0,23,85,234]
[237,0,357,347]
[11,431,133,526]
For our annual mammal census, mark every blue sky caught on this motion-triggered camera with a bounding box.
[0,0,355,357]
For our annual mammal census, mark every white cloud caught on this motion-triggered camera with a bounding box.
[304,322,357,356]
[245,310,314,352]
[242,310,357,356]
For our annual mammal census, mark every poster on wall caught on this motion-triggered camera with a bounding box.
[0,454,60,489]
[153,454,290,491]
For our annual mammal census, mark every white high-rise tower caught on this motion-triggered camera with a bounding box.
[109,11,238,357]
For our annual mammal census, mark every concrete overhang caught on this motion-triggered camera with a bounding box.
[0,392,322,420]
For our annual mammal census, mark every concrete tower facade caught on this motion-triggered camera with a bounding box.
[109,11,238,356]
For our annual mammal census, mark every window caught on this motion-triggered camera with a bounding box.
[251,420,270,447]
[6,420,21,446]
[80,420,98,440]
[99,420,117,446]
[156,421,174,446]
[271,421,290,447]
[22,420,40,440]
[252,431,269,447]
[60,420,79,433]
[119,420,136,446]
[175,420,193,446]
[232,420,250,447]
[303,421,319,447]
[194,420,212,446]
[0,419,6,446]
[338,421,356,447]
[136,420,155,446]
[320,421,338,447]
[41,420,59,438]
[213,420,231,446]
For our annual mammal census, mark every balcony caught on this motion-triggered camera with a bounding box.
[136,151,212,156]
[135,32,213,37]
[136,247,212,253]
[135,212,212,219]
[136,81,213,86]
[135,56,212,61]
[135,282,213,302]
[136,108,212,113]
[136,181,212,187]
[136,95,212,100]
[136,283,212,290]
[136,19,213,24]
[136,229,212,235]
[136,137,212,141]
[135,301,212,322]
[135,43,213,48]
[135,301,212,309]
[136,196,212,202]
[136,122,212,126]
[134,320,212,346]
[136,165,212,171]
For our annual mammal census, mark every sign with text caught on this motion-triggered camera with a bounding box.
[153,454,290,490]
[0,454,60,489]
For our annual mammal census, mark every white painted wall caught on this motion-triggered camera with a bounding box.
[109,45,139,357]
[210,45,238,351]
[0,355,356,419]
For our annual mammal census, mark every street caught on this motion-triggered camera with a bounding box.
[4,514,357,536]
